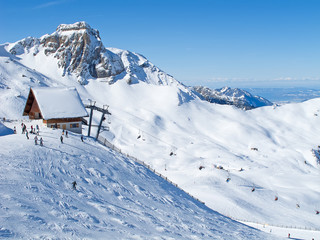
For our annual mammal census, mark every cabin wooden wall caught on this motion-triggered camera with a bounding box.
[29,99,42,119]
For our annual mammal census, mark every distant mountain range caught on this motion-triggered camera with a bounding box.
[193,86,273,109]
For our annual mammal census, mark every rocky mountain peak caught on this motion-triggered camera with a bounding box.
[6,22,181,86]
[39,21,124,83]
[56,21,101,41]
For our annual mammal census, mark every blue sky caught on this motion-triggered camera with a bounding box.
[1,0,320,88]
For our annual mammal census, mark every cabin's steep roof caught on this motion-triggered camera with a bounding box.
[29,87,88,119]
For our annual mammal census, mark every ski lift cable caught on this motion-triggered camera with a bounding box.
[109,107,226,155]
[109,108,254,161]
[111,113,178,150]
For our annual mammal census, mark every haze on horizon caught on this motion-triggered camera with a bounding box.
[0,0,319,89]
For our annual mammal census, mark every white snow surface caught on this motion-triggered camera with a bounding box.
[1,22,320,239]
[31,87,88,119]
[0,120,274,239]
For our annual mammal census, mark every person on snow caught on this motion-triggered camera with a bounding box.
[26,131,29,139]
[60,135,63,143]
[66,130,68,137]
[13,126,16,134]
[81,135,84,142]
[62,129,65,135]
[34,136,38,145]
[40,137,43,146]
[72,181,77,190]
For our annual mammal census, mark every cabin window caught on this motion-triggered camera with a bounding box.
[70,123,79,128]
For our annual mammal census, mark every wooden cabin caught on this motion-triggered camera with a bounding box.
[23,87,88,134]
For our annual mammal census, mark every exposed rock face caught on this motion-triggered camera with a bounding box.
[7,21,180,86]
[39,22,124,81]
[193,86,273,110]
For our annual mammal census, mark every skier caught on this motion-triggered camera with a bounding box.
[72,181,77,190]
[40,137,43,146]
[36,125,39,132]
[62,129,65,135]
[34,136,38,145]
[26,131,29,139]
[251,187,255,192]
[60,135,63,143]
[81,135,84,142]
[13,126,16,134]
[66,130,68,137]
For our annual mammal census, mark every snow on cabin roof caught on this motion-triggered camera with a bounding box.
[31,87,88,119]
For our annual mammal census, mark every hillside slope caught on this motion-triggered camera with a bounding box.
[0,120,274,239]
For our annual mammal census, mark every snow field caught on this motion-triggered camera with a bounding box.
[0,120,275,239]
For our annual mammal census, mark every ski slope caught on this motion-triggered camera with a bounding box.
[0,120,275,239]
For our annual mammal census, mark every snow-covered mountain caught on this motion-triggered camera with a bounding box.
[193,86,273,110]
[1,22,320,239]
[6,21,179,86]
